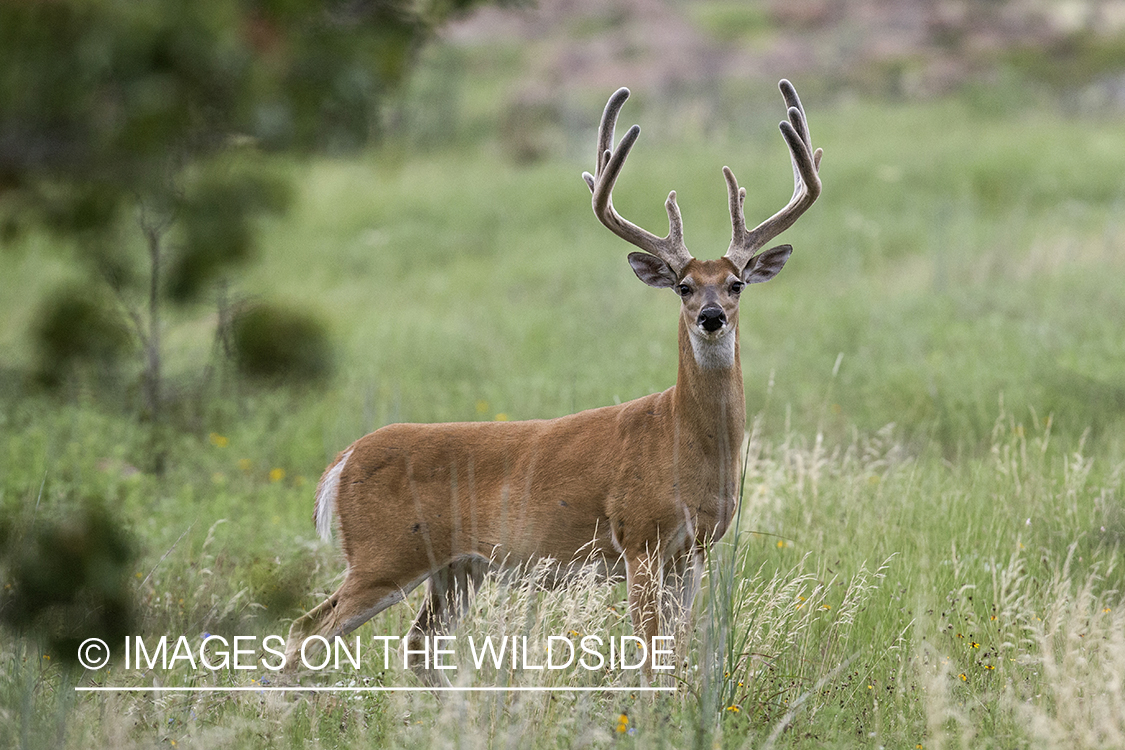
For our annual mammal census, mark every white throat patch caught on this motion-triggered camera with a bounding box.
[688,327,737,369]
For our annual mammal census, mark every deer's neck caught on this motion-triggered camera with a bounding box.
[673,319,746,460]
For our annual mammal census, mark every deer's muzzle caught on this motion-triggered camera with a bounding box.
[698,305,726,333]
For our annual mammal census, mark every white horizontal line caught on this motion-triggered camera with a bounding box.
[76,686,674,693]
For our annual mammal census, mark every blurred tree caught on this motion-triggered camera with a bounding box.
[0,0,508,467]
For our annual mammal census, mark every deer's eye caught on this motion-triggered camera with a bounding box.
[677,284,692,297]
[730,282,744,295]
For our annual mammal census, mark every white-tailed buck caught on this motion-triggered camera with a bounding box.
[286,80,822,681]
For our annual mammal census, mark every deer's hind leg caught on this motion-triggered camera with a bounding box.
[284,571,421,670]
[404,556,488,686]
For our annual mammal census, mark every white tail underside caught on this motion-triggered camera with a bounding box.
[315,448,352,542]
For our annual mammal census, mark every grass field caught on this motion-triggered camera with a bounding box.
[2,79,1125,748]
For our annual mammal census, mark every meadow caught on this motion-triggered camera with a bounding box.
[2,78,1125,748]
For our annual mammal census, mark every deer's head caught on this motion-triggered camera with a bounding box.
[582,82,822,366]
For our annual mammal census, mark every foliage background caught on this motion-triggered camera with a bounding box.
[2,0,1124,748]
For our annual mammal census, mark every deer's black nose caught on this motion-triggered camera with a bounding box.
[698,305,726,332]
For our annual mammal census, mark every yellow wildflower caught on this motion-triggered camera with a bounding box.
[269,468,286,483]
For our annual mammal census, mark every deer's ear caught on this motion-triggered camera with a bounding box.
[741,244,792,284]
[628,252,677,288]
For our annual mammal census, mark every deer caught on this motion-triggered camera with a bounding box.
[284,80,822,684]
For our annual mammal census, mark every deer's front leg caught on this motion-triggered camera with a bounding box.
[661,546,703,672]
[625,550,663,681]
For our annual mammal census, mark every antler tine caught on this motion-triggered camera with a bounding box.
[725,79,823,269]
[582,88,693,275]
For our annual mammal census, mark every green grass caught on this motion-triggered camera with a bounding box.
[2,85,1125,748]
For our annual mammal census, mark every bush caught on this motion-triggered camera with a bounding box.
[32,285,132,386]
[0,499,137,665]
[231,302,333,384]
